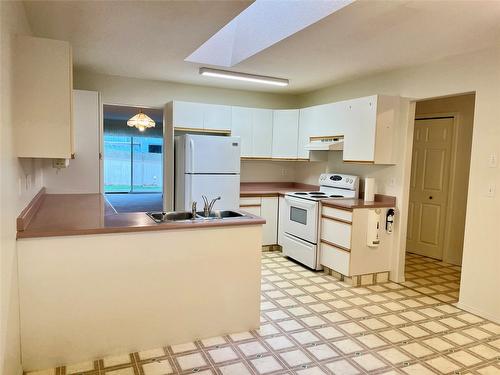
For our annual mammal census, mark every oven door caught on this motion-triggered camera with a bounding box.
[283,195,318,244]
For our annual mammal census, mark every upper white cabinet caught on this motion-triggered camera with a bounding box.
[170,101,231,131]
[272,110,299,159]
[14,36,74,158]
[231,107,253,157]
[231,107,273,158]
[342,95,399,164]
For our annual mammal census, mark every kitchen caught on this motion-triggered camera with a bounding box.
[2,1,500,375]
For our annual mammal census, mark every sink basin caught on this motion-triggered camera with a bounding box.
[146,211,197,223]
[197,210,245,219]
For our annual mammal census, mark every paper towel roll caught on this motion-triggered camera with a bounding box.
[364,178,376,202]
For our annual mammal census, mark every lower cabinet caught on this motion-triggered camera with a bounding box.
[319,205,394,278]
[240,196,278,246]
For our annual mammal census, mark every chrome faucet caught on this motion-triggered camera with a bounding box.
[202,195,221,217]
[191,201,197,219]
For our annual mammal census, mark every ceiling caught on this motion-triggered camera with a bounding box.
[23,0,500,94]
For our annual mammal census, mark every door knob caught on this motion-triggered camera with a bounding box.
[429,196,433,200]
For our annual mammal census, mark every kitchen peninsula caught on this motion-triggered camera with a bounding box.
[16,190,264,370]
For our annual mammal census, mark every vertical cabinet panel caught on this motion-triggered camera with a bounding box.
[173,101,205,129]
[252,109,273,158]
[272,110,299,158]
[204,104,231,131]
[231,107,253,157]
[261,197,279,245]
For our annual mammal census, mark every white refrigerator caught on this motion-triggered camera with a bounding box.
[175,134,241,211]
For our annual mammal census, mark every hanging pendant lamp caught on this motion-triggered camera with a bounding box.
[127,110,155,132]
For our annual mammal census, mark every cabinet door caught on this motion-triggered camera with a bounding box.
[14,36,73,158]
[342,96,377,162]
[252,109,273,157]
[272,110,299,158]
[261,197,279,245]
[173,101,204,129]
[204,104,231,131]
[231,107,253,157]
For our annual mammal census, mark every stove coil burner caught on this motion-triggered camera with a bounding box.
[329,195,344,198]
[309,192,326,194]
[295,192,308,195]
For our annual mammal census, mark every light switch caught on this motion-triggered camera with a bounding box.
[487,184,496,198]
[489,152,498,168]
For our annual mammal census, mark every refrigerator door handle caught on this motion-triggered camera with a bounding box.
[189,137,195,173]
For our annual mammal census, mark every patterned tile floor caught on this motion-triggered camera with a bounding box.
[31,252,499,375]
[403,253,462,304]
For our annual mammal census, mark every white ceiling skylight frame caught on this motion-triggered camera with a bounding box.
[186,0,355,67]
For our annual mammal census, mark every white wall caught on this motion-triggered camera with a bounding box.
[296,45,500,322]
[0,2,44,375]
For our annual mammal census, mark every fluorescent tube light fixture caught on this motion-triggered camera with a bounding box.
[199,68,289,87]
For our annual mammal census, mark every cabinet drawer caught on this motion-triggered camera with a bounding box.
[321,217,351,250]
[322,206,352,222]
[320,242,350,276]
[240,197,262,206]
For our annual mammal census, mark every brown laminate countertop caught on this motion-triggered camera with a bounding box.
[17,194,265,239]
[321,194,396,211]
[240,182,319,197]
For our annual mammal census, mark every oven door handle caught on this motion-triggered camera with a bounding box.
[285,195,317,208]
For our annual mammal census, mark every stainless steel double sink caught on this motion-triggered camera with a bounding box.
[146,210,245,223]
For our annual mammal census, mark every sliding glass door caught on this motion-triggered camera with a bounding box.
[104,135,163,193]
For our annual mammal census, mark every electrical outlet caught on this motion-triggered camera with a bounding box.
[489,152,498,168]
[281,168,288,177]
[487,184,496,198]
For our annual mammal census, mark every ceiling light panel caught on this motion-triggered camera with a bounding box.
[199,67,289,86]
[186,0,354,67]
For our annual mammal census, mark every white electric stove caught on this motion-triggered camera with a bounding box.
[281,173,359,269]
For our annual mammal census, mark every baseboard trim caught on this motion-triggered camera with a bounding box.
[17,186,46,231]
[455,301,500,324]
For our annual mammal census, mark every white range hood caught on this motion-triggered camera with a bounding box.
[305,136,344,151]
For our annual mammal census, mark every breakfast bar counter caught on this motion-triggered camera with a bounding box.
[17,192,265,239]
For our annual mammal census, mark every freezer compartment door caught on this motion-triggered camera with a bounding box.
[184,174,240,211]
[185,134,241,174]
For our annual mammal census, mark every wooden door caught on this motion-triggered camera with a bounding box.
[406,117,453,259]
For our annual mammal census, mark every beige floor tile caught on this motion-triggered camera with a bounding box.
[291,330,320,345]
[377,347,411,364]
[332,338,363,354]
[402,363,436,375]
[324,359,360,375]
[200,336,227,348]
[400,342,434,358]
[314,326,342,340]
[469,344,500,359]
[306,343,339,361]
[142,359,174,375]
[250,355,283,374]
[425,356,460,373]
[352,353,386,371]
[356,334,388,349]
[277,319,304,332]
[208,346,238,363]
[176,352,207,371]
[219,362,252,375]
[295,366,328,375]
[448,350,482,366]
[237,341,267,357]
[265,335,295,350]
[279,349,312,367]
[423,337,455,352]
[477,365,500,375]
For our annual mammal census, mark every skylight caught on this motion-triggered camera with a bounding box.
[185,0,354,67]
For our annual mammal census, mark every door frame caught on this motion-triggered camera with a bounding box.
[408,112,460,262]
[100,102,164,196]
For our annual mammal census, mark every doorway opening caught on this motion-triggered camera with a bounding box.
[404,93,475,303]
[103,104,164,213]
